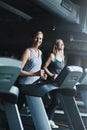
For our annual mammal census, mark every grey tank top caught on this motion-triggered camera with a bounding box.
[19,49,42,85]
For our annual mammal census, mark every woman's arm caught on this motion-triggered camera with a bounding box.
[43,53,55,77]
[20,48,30,76]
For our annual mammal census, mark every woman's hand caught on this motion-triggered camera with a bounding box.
[53,74,58,79]
[40,69,47,80]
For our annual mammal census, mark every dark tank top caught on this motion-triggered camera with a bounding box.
[49,56,64,74]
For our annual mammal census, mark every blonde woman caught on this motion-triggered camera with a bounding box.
[18,31,47,110]
[43,39,65,128]
[44,39,64,80]
[19,31,47,85]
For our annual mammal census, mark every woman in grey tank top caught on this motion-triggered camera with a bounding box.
[19,31,47,85]
[18,31,47,110]
[43,39,65,128]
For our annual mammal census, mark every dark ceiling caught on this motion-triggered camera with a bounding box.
[0,0,55,22]
[0,0,85,23]
[0,0,87,22]
[0,0,87,56]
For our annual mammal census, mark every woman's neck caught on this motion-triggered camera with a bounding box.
[56,50,63,55]
[32,46,38,52]
[31,47,39,57]
[56,50,64,60]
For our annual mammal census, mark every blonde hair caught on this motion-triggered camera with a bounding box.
[53,39,64,55]
[32,31,43,39]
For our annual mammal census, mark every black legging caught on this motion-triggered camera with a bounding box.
[45,91,60,120]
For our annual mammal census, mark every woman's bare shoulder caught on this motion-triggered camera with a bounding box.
[50,53,55,58]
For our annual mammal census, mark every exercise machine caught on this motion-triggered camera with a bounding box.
[76,68,87,109]
[20,65,85,130]
[0,57,24,130]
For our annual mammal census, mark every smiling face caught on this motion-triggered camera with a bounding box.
[33,31,43,47]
